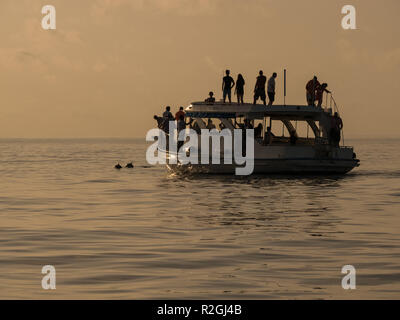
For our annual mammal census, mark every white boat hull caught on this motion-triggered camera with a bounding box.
[166,158,359,175]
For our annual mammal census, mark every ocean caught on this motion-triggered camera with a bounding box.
[0,138,399,299]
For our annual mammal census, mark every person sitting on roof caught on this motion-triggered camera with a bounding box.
[205,91,215,104]
[306,76,320,106]
[175,106,185,121]
[315,83,331,107]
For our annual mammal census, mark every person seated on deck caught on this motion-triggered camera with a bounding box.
[315,83,331,107]
[205,91,215,104]
[206,118,216,130]
[153,115,164,130]
[244,118,254,129]
[234,119,245,129]
[306,76,320,106]
[175,106,185,121]
[254,123,263,139]
[264,126,275,145]
[191,120,201,134]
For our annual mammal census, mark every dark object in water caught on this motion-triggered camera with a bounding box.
[115,163,122,169]
[126,162,134,168]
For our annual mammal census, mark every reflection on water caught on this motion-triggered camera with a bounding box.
[0,138,399,299]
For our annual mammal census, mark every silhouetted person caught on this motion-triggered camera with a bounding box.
[330,112,343,147]
[306,76,320,106]
[153,115,164,130]
[254,123,263,139]
[244,118,253,129]
[235,74,245,104]
[253,70,267,105]
[115,163,122,169]
[162,106,174,132]
[191,121,201,134]
[177,114,186,150]
[264,126,274,145]
[206,118,216,130]
[205,91,215,103]
[125,162,134,168]
[267,72,277,106]
[163,106,174,120]
[222,70,235,103]
[175,106,185,121]
[315,83,331,107]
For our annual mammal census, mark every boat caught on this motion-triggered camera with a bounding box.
[158,99,360,175]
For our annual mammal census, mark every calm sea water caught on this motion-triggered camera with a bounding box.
[0,138,399,299]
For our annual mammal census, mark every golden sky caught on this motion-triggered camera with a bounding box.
[0,0,399,138]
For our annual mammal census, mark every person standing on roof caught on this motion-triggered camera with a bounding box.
[235,74,245,104]
[306,76,320,106]
[267,72,277,106]
[222,70,235,103]
[315,83,331,107]
[253,70,267,105]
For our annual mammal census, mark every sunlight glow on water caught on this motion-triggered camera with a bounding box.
[0,138,399,299]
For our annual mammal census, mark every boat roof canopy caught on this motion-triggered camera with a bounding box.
[185,102,331,121]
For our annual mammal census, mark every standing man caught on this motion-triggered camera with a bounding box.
[162,106,174,132]
[315,83,331,107]
[222,69,235,103]
[267,72,277,106]
[175,106,185,121]
[306,76,320,106]
[253,70,267,105]
[163,106,174,120]
[330,112,343,146]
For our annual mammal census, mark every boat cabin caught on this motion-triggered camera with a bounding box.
[185,102,338,146]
